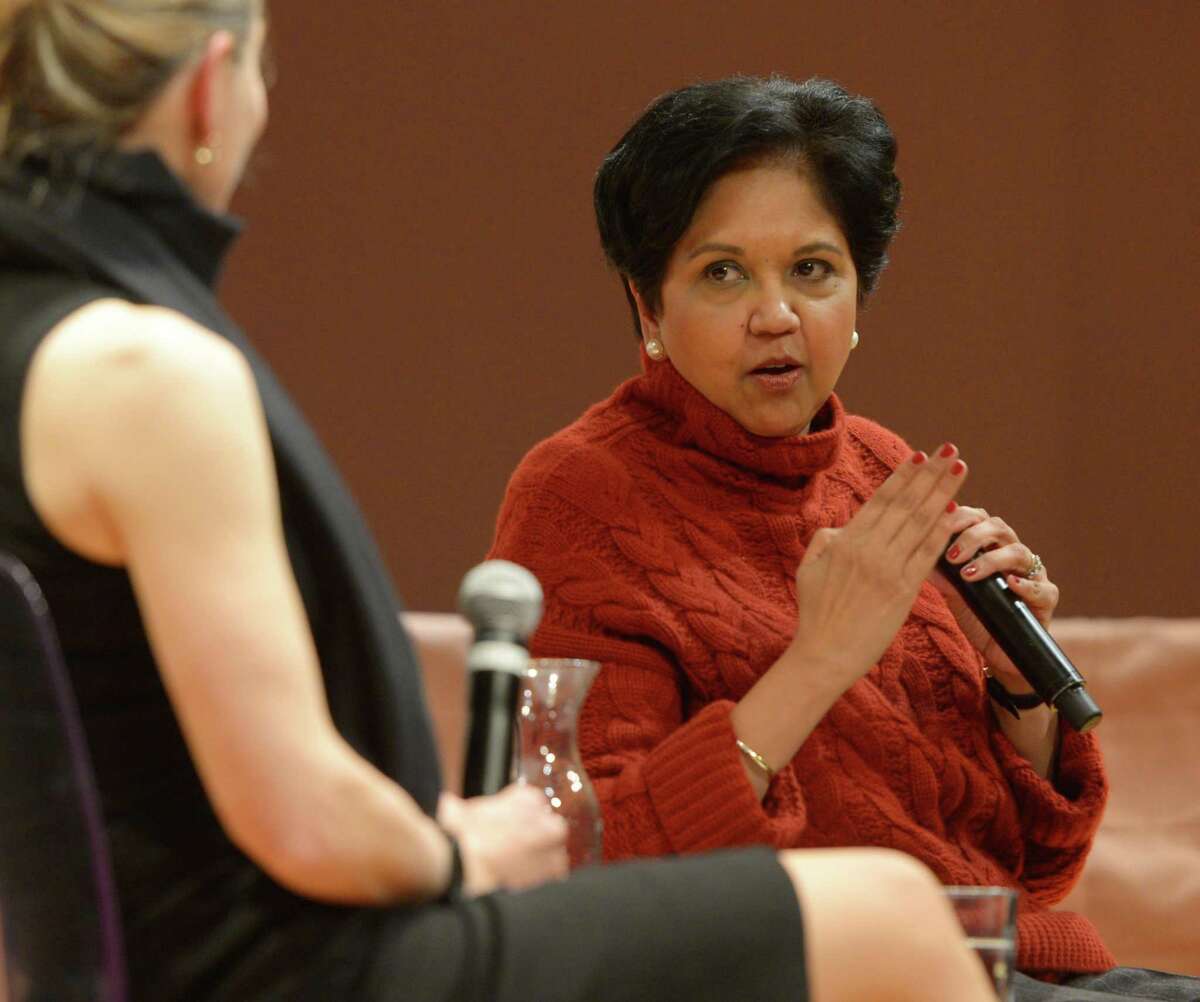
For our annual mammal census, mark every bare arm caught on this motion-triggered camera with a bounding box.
[21,302,454,905]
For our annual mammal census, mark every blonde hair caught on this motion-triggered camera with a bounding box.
[0,0,260,163]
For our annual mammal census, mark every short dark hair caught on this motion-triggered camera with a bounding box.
[593,75,901,337]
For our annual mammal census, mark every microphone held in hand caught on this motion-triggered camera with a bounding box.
[458,560,544,796]
[937,545,1102,733]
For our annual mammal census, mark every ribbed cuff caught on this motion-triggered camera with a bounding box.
[640,700,779,853]
[991,723,1107,849]
[1016,909,1115,974]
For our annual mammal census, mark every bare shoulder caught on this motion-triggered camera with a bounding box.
[23,299,267,563]
[36,298,251,396]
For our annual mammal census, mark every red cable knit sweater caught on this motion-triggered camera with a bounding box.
[489,355,1113,976]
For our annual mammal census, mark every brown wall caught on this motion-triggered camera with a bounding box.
[223,1,1200,617]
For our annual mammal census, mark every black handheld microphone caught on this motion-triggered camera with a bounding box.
[457,560,543,797]
[937,545,1102,733]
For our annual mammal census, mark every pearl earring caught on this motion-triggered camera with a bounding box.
[194,145,215,166]
[850,330,860,350]
[645,339,666,361]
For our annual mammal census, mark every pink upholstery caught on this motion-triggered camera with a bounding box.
[403,612,471,795]
[402,611,1200,973]
[1055,618,1200,974]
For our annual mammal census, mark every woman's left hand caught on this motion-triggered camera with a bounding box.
[931,506,1058,694]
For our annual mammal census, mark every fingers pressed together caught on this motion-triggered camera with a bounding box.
[853,441,969,582]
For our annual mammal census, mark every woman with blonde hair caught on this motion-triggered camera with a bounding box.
[0,5,997,1000]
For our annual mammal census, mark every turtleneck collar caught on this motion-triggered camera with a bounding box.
[0,147,242,290]
[628,346,845,483]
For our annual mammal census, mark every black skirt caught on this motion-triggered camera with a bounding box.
[362,847,807,1002]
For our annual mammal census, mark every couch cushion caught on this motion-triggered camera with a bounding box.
[402,612,470,795]
[1054,617,1200,975]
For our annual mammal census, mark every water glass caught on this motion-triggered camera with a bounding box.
[945,886,1017,1001]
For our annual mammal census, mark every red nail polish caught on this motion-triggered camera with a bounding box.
[912,451,927,465]
[947,544,960,559]
[951,460,966,476]
[963,564,977,577]
[939,442,956,458]
[945,501,957,514]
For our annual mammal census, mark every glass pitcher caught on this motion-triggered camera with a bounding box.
[513,658,604,868]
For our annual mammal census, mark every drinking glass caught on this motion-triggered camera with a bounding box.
[513,658,604,868]
[945,886,1017,1001]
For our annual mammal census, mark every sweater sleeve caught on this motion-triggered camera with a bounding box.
[533,624,785,859]
[489,452,789,859]
[989,712,1108,904]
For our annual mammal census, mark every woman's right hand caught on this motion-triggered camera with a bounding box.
[437,785,569,898]
[788,444,968,696]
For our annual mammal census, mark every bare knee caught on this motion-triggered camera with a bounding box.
[777,848,994,1002]
[844,847,942,897]
[788,847,962,947]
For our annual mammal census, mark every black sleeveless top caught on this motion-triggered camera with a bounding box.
[0,151,442,1000]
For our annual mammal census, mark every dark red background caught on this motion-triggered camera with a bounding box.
[224,1,1200,615]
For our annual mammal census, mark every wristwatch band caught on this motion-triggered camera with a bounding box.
[438,827,465,902]
[986,674,1045,719]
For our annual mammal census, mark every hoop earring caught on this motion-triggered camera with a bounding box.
[850,330,860,350]
[644,339,666,361]
[194,145,215,166]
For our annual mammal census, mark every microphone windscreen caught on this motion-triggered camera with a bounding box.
[457,559,543,642]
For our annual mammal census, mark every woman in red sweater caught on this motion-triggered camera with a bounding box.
[490,76,1200,999]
